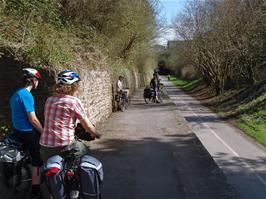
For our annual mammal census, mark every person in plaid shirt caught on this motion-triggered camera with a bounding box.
[40,70,100,161]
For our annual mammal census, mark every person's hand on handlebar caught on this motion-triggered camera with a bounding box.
[79,118,101,140]
[90,131,101,139]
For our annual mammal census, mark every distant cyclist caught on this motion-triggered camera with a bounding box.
[10,68,43,199]
[40,70,100,162]
[116,75,129,101]
[150,73,160,103]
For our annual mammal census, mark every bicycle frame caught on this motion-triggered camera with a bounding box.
[63,151,81,199]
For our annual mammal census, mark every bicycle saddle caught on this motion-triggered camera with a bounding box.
[60,145,80,158]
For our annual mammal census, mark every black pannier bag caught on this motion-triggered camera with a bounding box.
[143,87,152,98]
[42,155,66,199]
[79,155,103,199]
[0,141,24,188]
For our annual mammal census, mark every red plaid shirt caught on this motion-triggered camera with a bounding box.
[40,95,87,147]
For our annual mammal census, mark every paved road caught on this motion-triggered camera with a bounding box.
[3,78,261,199]
[90,89,238,199]
[163,78,266,199]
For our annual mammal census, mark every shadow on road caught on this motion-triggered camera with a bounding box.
[90,92,240,199]
[90,132,240,199]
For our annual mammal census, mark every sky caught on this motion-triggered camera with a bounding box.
[159,0,186,25]
[156,0,187,46]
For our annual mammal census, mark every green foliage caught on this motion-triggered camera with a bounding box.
[170,76,202,90]
[172,0,265,94]
[212,83,266,145]
[237,110,266,145]
[210,82,266,115]
[25,26,74,66]
[0,0,159,71]
[2,0,62,24]
[0,0,73,66]
[182,79,202,91]
[110,62,127,76]
[0,123,12,139]
[170,77,188,87]
[164,41,195,79]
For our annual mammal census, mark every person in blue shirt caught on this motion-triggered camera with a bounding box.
[10,68,43,199]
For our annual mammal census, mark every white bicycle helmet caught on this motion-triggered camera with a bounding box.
[22,68,41,79]
[57,70,80,85]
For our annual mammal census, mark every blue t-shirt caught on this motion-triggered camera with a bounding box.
[10,88,35,132]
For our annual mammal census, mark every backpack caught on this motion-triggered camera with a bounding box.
[42,155,67,199]
[79,155,104,199]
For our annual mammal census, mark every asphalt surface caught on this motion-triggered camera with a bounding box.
[163,78,266,199]
[89,89,238,199]
[3,78,262,199]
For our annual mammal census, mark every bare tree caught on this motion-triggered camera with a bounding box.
[172,0,265,94]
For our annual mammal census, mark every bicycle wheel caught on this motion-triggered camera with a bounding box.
[144,97,148,104]
[157,92,163,103]
[125,100,129,109]
[120,102,126,112]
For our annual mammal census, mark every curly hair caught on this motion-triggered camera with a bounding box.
[53,82,79,96]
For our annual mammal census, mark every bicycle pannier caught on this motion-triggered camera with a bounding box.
[42,155,66,199]
[0,141,24,188]
[79,155,103,199]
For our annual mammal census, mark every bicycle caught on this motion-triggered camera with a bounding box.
[114,91,129,112]
[143,83,164,104]
[0,136,32,199]
[42,125,103,199]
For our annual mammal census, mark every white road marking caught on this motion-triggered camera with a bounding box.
[168,89,266,187]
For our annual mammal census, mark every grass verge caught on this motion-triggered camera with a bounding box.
[170,76,202,90]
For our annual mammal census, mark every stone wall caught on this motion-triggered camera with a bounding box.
[0,56,142,127]
[76,69,112,124]
[0,57,113,125]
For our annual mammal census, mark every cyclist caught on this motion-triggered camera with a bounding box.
[10,68,43,199]
[40,70,100,162]
[150,73,160,103]
[116,75,129,101]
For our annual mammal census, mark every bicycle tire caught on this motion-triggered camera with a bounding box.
[157,91,163,103]
[120,102,125,112]
[144,98,148,104]
[157,95,163,103]
[125,100,129,109]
